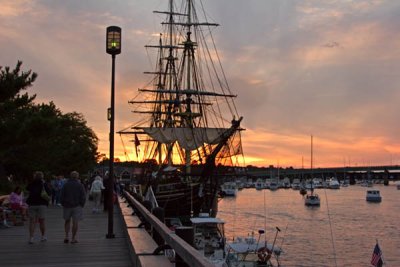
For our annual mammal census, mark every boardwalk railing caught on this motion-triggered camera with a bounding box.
[122,190,214,267]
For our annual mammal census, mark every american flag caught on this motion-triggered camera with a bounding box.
[371,243,383,267]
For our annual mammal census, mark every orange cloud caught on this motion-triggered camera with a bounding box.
[238,127,400,168]
[0,1,33,17]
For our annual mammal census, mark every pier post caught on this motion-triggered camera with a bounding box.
[152,207,165,245]
[142,200,153,231]
[175,226,194,267]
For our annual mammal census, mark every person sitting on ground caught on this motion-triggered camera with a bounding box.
[9,186,28,221]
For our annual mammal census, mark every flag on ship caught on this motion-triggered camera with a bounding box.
[134,134,140,157]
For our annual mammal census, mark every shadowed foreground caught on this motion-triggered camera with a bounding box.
[0,199,133,266]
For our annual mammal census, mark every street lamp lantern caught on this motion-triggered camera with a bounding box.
[105,25,121,239]
[106,26,121,55]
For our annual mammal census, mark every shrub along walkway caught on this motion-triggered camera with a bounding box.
[0,198,133,267]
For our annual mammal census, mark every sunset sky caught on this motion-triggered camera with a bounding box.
[1,0,400,168]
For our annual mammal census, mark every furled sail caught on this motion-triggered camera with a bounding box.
[142,127,228,151]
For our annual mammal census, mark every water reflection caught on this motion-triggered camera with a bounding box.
[218,185,400,266]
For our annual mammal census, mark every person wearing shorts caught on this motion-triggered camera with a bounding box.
[60,171,86,244]
[26,171,50,244]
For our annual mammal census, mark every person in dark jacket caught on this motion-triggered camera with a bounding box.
[60,171,86,243]
[26,171,50,244]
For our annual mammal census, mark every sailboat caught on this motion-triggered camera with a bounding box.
[121,0,244,220]
[304,135,320,206]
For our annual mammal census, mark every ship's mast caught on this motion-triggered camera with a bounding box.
[165,0,175,166]
[126,0,239,171]
[184,0,193,175]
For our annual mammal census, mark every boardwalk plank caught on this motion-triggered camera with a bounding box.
[0,199,133,267]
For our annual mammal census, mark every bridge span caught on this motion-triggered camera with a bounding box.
[246,165,400,180]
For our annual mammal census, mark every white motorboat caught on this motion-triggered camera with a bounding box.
[291,178,301,190]
[245,180,254,188]
[361,180,373,187]
[269,180,279,191]
[312,178,323,188]
[255,179,266,190]
[191,214,227,266]
[221,182,238,197]
[305,193,321,206]
[328,178,340,189]
[366,189,382,202]
[281,177,291,189]
[236,179,245,190]
[226,229,283,267]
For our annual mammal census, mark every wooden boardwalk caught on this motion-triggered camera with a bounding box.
[0,199,134,267]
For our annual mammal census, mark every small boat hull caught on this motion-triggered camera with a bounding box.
[366,196,382,202]
[366,190,382,203]
[305,194,320,206]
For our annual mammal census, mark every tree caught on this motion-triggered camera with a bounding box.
[0,61,98,181]
[0,61,37,103]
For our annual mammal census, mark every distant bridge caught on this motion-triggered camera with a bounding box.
[246,165,400,180]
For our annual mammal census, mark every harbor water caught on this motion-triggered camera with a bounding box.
[218,183,400,266]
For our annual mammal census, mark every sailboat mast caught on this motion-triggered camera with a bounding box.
[311,135,313,179]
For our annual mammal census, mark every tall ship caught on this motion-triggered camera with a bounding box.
[121,0,244,220]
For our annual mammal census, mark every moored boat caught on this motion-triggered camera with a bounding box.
[291,178,301,190]
[281,177,291,189]
[191,214,226,266]
[269,179,279,191]
[304,135,320,206]
[255,179,266,190]
[366,189,382,202]
[221,182,238,197]
[226,229,283,267]
[121,0,244,219]
[305,193,321,206]
[328,178,340,189]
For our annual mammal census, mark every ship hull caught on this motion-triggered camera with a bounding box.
[154,182,218,219]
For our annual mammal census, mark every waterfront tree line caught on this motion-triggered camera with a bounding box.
[0,61,98,191]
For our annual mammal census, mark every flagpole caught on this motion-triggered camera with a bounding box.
[377,239,385,266]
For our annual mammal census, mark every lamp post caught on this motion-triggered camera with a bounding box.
[106,26,121,239]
